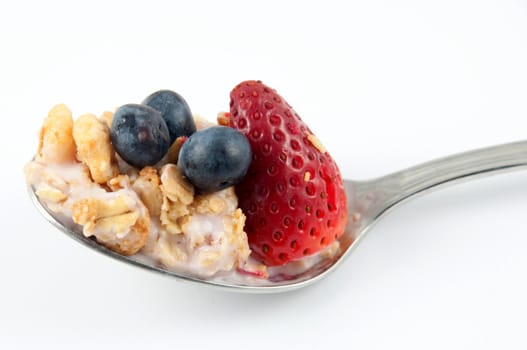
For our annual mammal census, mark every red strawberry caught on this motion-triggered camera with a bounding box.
[229,80,347,266]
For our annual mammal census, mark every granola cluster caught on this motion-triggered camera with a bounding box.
[25,104,257,277]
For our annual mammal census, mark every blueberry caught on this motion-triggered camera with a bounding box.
[143,90,196,143]
[110,104,170,168]
[178,126,252,193]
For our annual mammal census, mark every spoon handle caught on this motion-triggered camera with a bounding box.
[351,140,527,228]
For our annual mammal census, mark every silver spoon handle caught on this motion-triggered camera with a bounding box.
[352,140,527,226]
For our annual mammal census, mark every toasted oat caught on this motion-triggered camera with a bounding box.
[193,194,226,215]
[98,213,149,256]
[160,164,194,204]
[193,187,238,215]
[73,113,119,184]
[159,164,194,234]
[37,104,77,164]
[132,167,163,217]
[71,192,150,255]
[155,234,189,266]
[230,208,247,237]
[99,110,114,129]
[35,187,68,203]
[107,174,132,191]
[25,161,94,214]
[224,208,250,253]
[72,195,134,223]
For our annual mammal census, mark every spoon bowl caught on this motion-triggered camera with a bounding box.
[28,140,527,292]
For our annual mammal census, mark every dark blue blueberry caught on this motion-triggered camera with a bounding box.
[110,104,170,168]
[143,90,196,143]
[178,126,252,193]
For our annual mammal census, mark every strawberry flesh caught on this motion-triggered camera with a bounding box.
[229,80,348,266]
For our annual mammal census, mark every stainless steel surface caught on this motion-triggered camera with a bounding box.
[28,140,527,292]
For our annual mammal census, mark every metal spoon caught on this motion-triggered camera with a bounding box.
[28,140,527,293]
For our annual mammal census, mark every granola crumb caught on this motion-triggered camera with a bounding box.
[73,113,119,184]
[99,110,114,129]
[37,104,77,164]
[159,164,194,234]
[217,112,230,126]
[71,192,150,255]
[306,133,327,153]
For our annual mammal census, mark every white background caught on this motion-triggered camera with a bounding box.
[2,0,527,348]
